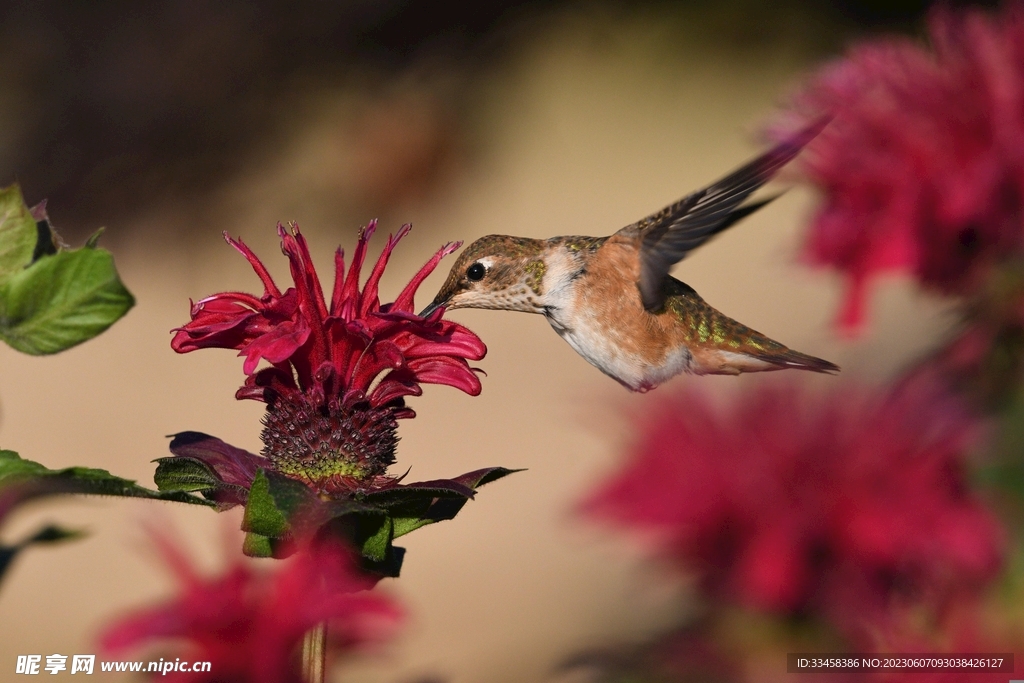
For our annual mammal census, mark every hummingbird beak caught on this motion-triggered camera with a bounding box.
[420,279,459,317]
[418,297,445,318]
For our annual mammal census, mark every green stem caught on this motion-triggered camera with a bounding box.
[301,622,326,683]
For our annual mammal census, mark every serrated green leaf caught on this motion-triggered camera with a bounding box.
[0,448,214,507]
[153,456,250,509]
[0,246,134,354]
[153,457,223,493]
[0,185,38,282]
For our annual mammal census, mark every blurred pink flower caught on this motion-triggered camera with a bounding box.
[100,533,401,683]
[775,4,1024,329]
[580,380,1004,635]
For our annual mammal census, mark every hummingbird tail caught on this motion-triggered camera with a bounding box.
[689,341,840,376]
[665,282,840,376]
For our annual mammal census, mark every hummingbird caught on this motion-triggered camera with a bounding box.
[420,122,838,392]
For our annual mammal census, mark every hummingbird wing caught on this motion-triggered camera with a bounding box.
[634,120,826,311]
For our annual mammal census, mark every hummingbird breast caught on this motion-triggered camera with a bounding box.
[541,237,696,391]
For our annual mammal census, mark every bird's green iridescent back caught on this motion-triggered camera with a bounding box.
[661,277,791,357]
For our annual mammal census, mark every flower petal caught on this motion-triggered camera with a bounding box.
[392,240,462,313]
[174,224,487,407]
[240,318,311,375]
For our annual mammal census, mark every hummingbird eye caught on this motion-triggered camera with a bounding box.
[466,262,486,282]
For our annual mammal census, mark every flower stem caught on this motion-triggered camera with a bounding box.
[301,622,327,683]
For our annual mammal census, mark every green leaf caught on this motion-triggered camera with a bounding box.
[232,466,521,571]
[453,467,523,489]
[314,468,522,570]
[0,449,214,507]
[240,469,320,539]
[372,467,523,540]
[0,524,84,586]
[0,245,134,354]
[242,532,274,558]
[392,515,436,538]
[153,456,250,509]
[241,532,296,559]
[358,515,393,563]
[25,525,83,544]
[241,470,290,539]
[153,457,224,493]
[385,497,474,540]
[0,185,38,282]
[363,544,405,578]
[362,483,474,509]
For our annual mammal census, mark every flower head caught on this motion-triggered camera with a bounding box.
[171,222,484,487]
[774,5,1024,329]
[160,223,515,566]
[580,380,1004,635]
[100,531,401,683]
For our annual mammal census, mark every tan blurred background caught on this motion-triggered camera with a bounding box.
[0,2,974,681]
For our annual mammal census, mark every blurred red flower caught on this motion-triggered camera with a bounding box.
[100,532,401,683]
[775,4,1024,329]
[580,380,1004,635]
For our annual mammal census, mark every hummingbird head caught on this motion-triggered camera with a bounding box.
[420,235,548,317]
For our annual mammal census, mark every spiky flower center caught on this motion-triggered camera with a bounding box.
[260,395,398,492]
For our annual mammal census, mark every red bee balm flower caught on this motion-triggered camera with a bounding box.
[161,223,514,567]
[100,533,402,683]
[580,380,1004,636]
[775,5,1024,329]
[171,222,484,488]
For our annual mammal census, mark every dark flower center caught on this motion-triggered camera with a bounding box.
[260,395,398,491]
